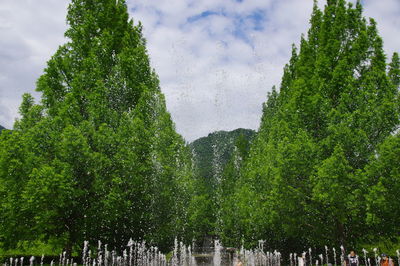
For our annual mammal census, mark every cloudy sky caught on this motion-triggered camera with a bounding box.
[0,0,399,141]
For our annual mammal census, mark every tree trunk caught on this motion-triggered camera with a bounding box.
[65,239,73,258]
[337,220,346,249]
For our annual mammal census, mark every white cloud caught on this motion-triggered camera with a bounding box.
[0,0,68,129]
[362,0,400,58]
[131,0,316,140]
[0,0,399,141]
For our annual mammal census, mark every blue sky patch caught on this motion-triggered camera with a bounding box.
[232,9,267,44]
[187,10,221,23]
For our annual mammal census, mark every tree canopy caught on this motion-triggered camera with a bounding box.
[0,0,193,254]
[1,0,399,258]
[218,0,400,252]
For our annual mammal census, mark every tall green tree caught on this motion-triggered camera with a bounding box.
[229,0,399,251]
[0,0,193,254]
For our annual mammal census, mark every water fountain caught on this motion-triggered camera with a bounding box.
[325,246,329,265]
[332,247,337,266]
[171,239,179,266]
[2,240,399,266]
[81,239,169,266]
[373,247,378,266]
[236,242,281,266]
[213,240,222,266]
[362,248,368,266]
[340,245,345,265]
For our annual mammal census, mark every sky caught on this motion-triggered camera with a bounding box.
[0,0,399,141]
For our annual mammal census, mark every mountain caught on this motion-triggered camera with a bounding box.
[0,125,4,131]
[190,128,255,183]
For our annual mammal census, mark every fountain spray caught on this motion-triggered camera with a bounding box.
[362,248,368,266]
[333,247,337,266]
[319,254,324,265]
[340,245,345,265]
[396,250,400,266]
[325,246,329,265]
[373,248,378,266]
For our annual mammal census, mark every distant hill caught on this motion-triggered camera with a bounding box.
[0,125,5,131]
[190,128,255,183]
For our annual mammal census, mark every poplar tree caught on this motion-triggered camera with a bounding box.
[231,0,399,250]
[0,0,193,254]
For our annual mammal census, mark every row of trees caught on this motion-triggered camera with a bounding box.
[216,0,400,253]
[0,0,194,254]
[1,0,399,256]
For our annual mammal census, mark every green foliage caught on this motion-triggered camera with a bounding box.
[364,134,400,237]
[0,0,193,254]
[188,129,255,245]
[218,132,254,247]
[188,194,215,242]
[190,128,255,185]
[221,0,400,252]
[1,0,399,256]
[389,52,400,87]
[0,239,67,259]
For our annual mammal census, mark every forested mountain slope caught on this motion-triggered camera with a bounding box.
[190,128,255,183]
